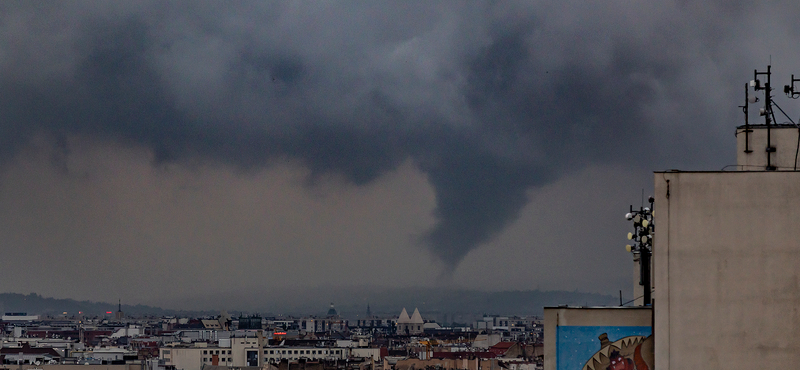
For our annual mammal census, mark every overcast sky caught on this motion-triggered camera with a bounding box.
[1,1,799,310]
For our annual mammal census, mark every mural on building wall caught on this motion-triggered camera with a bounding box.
[581,332,653,370]
[556,326,653,370]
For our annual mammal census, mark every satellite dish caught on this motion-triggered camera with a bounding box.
[34,361,41,365]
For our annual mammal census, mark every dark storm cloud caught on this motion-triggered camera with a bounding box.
[0,1,793,268]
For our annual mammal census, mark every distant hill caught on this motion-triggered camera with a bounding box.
[0,293,205,317]
[0,288,618,321]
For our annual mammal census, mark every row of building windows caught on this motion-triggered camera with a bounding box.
[203,358,232,362]
[264,349,341,355]
[265,357,312,362]
[203,350,232,355]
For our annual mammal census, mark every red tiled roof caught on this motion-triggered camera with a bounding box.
[491,342,516,349]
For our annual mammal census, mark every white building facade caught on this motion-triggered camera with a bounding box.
[654,125,800,369]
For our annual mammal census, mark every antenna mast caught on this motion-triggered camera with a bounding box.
[625,197,655,306]
[753,66,775,170]
[740,83,752,154]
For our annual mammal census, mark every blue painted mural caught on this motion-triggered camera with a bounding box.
[556,326,653,370]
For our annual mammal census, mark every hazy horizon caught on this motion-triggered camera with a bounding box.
[0,287,619,318]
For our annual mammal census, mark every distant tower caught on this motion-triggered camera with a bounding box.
[366,303,372,318]
[327,303,338,317]
[115,299,124,320]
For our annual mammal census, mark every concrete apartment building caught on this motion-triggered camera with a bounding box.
[160,337,348,370]
[160,345,236,370]
[654,123,800,369]
[161,334,263,369]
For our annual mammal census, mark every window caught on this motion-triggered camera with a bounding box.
[203,358,207,362]
[204,351,208,355]
[294,350,298,354]
[270,350,274,354]
[162,350,170,355]
[282,350,286,354]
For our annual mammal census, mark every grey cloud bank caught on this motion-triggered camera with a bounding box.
[1,1,799,303]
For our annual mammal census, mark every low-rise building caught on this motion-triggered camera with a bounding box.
[160,345,236,370]
[396,309,424,336]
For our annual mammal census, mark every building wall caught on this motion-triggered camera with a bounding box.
[161,347,201,370]
[231,337,259,366]
[396,323,423,336]
[262,347,346,363]
[350,348,380,361]
[543,307,652,370]
[161,347,235,370]
[654,171,800,370]
[736,125,800,170]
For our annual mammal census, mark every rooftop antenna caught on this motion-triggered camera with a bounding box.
[625,196,655,306]
[753,65,776,170]
[740,83,754,154]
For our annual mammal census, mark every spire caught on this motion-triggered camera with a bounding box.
[115,299,124,320]
[410,308,423,323]
[366,303,372,318]
[397,308,411,323]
